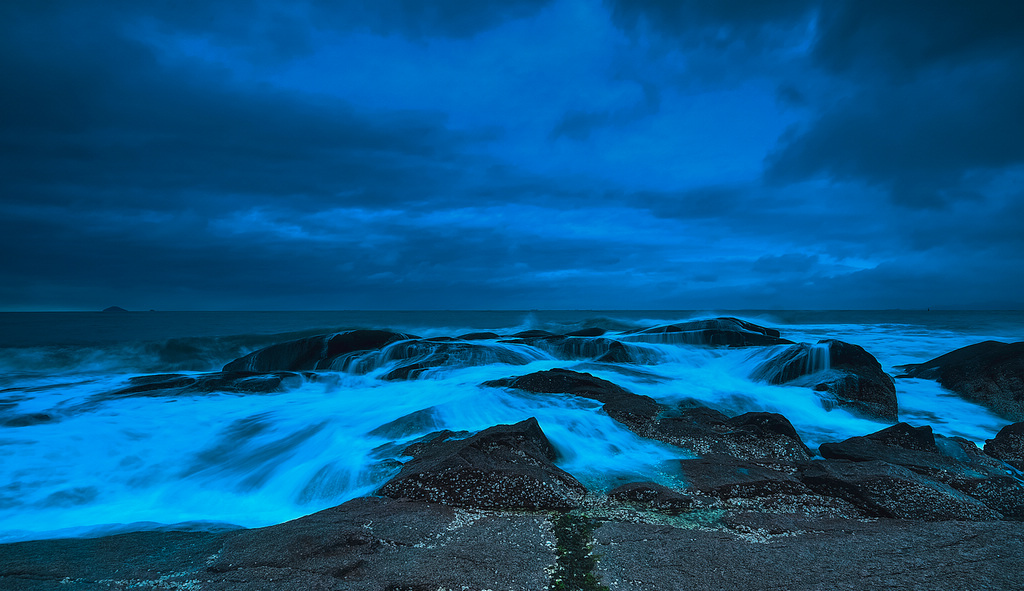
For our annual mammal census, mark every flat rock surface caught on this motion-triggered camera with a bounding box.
[0,498,555,591]
[593,516,1024,590]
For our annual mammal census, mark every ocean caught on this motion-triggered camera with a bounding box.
[1,310,1022,543]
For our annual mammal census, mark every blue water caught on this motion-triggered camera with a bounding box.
[0,310,1021,542]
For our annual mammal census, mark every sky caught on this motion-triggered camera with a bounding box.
[2,0,1023,311]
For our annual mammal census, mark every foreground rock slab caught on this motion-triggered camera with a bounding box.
[0,498,555,591]
[594,515,1024,591]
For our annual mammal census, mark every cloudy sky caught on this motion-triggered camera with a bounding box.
[2,1,1023,310]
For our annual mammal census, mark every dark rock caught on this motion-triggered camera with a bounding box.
[652,408,813,461]
[897,341,1024,421]
[511,329,558,338]
[377,339,541,380]
[751,339,898,422]
[3,413,55,427]
[457,331,500,340]
[488,369,812,461]
[593,518,1024,591]
[566,327,606,337]
[621,317,791,347]
[819,423,1017,490]
[376,418,586,510]
[0,497,555,591]
[677,455,809,499]
[485,369,661,431]
[800,460,1000,521]
[223,330,416,373]
[606,482,692,513]
[985,421,1024,470]
[104,371,301,398]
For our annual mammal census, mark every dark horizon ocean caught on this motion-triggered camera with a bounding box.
[2,309,1022,543]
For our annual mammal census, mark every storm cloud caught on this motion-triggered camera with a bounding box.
[1,0,1021,310]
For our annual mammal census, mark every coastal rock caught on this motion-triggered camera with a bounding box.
[606,482,692,513]
[484,369,661,430]
[222,330,416,372]
[376,418,587,510]
[105,371,302,398]
[487,369,812,461]
[593,518,1024,591]
[677,455,809,499]
[897,341,1024,421]
[985,421,1024,470]
[652,408,814,461]
[620,317,792,347]
[376,339,542,380]
[818,423,1024,518]
[800,459,1000,521]
[751,339,898,422]
[819,423,1017,485]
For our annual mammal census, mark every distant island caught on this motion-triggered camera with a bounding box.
[101,306,128,313]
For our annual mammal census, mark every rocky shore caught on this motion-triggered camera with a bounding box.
[3,319,1023,590]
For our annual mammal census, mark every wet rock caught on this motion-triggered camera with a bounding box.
[457,331,500,340]
[2,413,56,427]
[985,421,1024,470]
[566,327,606,337]
[819,423,1018,489]
[752,339,898,422]
[378,339,541,380]
[223,330,416,373]
[488,369,812,461]
[652,408,813,461]
[105,371,302,398]
[606,482,692,513]
[800,459,1000,521]
[897,341,1024,421]
[677,455,808,499]
[376,418,587,510]
[621,317,791,347]
[484,369,661,431]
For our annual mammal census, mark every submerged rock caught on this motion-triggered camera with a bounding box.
[376,418,587,510]
[751,339,898,422]
[621,317,792,347]
[897,341,1024,421]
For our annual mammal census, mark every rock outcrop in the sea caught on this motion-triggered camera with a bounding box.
[487,369,813,462]
[620,317,792,347]
[223,330,416,372]
[751,339,898,422]
[985,421,1024,471]
[817,422,1024,520]
[897,341,1024,421]
[105,371,303,398]
[484,369,661,431]
[376,418,587,510]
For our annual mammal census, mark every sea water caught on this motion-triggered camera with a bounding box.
[0,310,1021,542]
